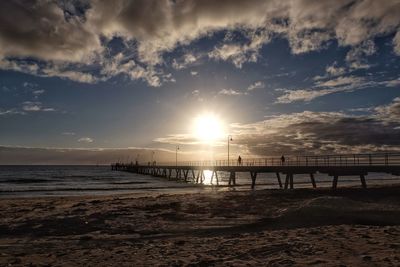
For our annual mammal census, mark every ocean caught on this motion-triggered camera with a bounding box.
[1,165,400,197]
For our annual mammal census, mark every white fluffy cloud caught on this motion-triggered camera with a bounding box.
[78,137,94,143]
[247,81,265,91]
[21,101,55,112]
[209,30,271,68]
[172,53,198,69]
[275,74,400,104]
[276,88,338,104]
[0,109,25,116]
[218,88,245,96]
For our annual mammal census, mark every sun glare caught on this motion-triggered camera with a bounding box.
[193,113,225,143]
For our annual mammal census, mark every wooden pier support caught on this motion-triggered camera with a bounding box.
[175,169,182,180]
[191,170,196,182]
[228,171,236,186]
[360,174,367,188]
[276,172,282,188]
[209,170,219,185]
[183,170,189,182]
[250,171,258,189]
[284,174,289,189]
[196,170,205,184]
[310,173,316,188]
[332,175,339,190]
[284,174,294,189]
[290,174,294,189]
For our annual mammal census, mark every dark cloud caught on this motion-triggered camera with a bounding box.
[232,104,400,156]
[0,0,100,62]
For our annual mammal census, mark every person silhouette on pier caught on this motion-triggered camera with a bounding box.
[281,155,285,165]
[238,155,242,166]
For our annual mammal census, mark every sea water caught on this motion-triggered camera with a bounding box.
[0,165,399,197]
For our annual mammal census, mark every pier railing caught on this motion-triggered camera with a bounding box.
[151,153,400,167]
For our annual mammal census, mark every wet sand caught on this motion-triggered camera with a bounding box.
[1,186,400,266]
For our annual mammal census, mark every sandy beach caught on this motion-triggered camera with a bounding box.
[1,186,400,266]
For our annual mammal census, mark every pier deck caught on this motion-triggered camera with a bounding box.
[112,153,400,189]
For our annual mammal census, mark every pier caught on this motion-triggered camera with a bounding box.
[112,153,400,189]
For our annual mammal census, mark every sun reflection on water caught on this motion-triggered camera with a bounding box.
[202,170,213,185]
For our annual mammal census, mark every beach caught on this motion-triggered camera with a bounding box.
[1,186,400,266]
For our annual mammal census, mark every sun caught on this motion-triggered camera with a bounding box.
[193,113,225,143]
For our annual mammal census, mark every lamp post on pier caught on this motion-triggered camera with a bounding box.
[176,146,180,167]
[151,151,155,165]
[227,135,233,166]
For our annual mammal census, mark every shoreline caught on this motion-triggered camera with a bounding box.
[1,185,400,266]
[2,179,400,199]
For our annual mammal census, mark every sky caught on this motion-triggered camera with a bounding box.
[1,0,400,164]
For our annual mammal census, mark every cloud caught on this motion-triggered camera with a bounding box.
[154,134,199,146]
[0,57,98,84]
[101,53,163,87]
[1,0,400,85]
[62,132,76,136]
[42,108,55,112]
[313,62,347,81]
[276,75,367,103]
[32,89,45,96]
[345,40,376,69]
[87,0,280,65]
[172,53,197,69]
[375,97,400,123]
[325,62,346,77]
[276,74,391,103]
[384,78,400,87]
[394,31,400,55]
[86,0,400,65]
[22,101,42,112]
[0,0,101,62]
[0,58,39,74]
[78,137,94,143]
[21,101,56,112]
[154,134,225,147]
[231,99,400,155]
[276,88,339,103]
[1,100,56,116]
[42,67,98,84]
[23,82,37,88]
[0,109,25,116]
[218,88,245,96]
[247,81,265,91]
[209,30,271,68]
[315,76,365,88]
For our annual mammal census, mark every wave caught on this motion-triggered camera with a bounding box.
[0,178,53,184]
